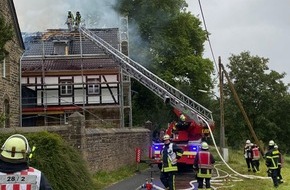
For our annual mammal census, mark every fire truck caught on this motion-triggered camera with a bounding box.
[78,25,214,166]
[150,108,214,167]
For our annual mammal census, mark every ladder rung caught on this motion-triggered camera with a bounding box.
[79,27,213,123]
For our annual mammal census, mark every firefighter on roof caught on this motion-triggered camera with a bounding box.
[193,141,215,190]
[66,10,74,31]
[0,134,52,190]
[160,134,183,190]
[75,11,81,29]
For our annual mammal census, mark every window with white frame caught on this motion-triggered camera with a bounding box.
[2,57,10,79]
[87,78,100,95]
[64,112,72,124]
[60,80,73,96]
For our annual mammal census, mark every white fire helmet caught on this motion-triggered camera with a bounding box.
[246,140,251,144]
[201,142,209,150]
[269,140,275,146]
[1,134,31,162]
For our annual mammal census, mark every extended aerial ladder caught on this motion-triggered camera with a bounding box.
[79,26,213,124]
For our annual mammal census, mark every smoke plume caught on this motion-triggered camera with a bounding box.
[13,0,119,32]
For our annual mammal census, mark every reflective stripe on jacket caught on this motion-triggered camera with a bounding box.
[197,168,212,178]
[161,143,183,172]
[266,149,280,169]
[0,167,41,190]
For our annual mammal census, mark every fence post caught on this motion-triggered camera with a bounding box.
[135,147,141,172]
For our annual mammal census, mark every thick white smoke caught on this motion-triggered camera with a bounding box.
[13,0,119,32]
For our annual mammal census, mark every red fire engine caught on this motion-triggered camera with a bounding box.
[150,108,214,167]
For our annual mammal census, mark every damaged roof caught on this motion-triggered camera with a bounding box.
[22,28,120,72]
[22,58,118,72]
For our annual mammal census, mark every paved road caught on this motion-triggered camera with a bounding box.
[104,165,163,190]
[104,165,198,190]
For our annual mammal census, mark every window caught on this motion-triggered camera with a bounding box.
[87,78,100,95]
[3,99,10,128]
[64,112,72,124]
[2,57,10,79]
[60,80,73,96]
[53,41,68,55]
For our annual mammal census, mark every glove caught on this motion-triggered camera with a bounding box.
[267,170,272,177]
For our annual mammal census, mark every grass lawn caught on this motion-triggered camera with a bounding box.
[210,147,289,190]
[93,147,289,190]
[93,163,148,190]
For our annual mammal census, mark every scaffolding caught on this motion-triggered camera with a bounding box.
[21,26,131,127]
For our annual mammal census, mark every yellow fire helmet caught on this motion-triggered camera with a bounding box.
[1,134,31,162]
[180,114,186,122]
[163,134,170,141]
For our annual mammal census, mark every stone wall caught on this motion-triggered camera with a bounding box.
[0,0,23,128]
[0,112,151,172]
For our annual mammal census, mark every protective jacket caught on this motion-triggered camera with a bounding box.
[0,159,52,190]
[244,144,252,159]
[175,121,190,131]
[252,147,260,160]
[75,14,81,23]
[265,148,280,169]
[194,150,215,178]
[161,143,183,172]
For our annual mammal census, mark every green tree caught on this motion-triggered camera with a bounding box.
[223,51,290,151]
[115,0,214,126]
[0,13,13,61]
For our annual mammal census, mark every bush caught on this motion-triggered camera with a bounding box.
[0,132,97,190]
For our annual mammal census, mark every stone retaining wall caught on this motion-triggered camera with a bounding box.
[0,112,151,172]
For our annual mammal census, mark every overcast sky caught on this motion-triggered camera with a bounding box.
[187,0,290,85]
[14,0,290,84]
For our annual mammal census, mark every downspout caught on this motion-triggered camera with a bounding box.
[19,52,24,127]
[79,28,85,116]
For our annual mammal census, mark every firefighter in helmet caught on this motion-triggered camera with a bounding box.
[251,144,261,173]
[66,10,74,31]
[244,139,254,172]
[193,141,215,190]
[274,144,284,184]
[265,140,280,188]
[74,11,81,29]
[175,114,190,131]
[160,134,183,190]
[0,134,52,190]
[251,144,261,172]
